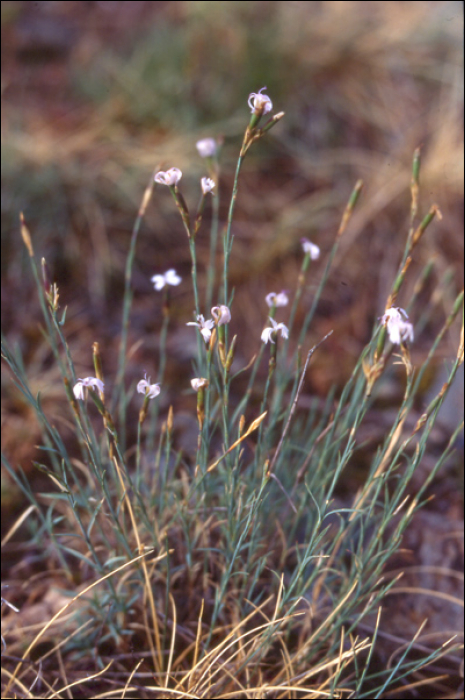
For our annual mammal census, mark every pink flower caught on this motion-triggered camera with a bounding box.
[261,317,289,344]
[196,138,217,158]
[301,238,320,260]
[201,177,215,195]
[73,377,104,400]
[211,305,231,325]
[186,314,215,343]
[137,374,161,399]
[154,168,182,186]
[248,87,273,115]
[380,307,414,344]
[265,291,289,308]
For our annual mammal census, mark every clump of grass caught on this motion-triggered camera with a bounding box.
[2,88,463,699]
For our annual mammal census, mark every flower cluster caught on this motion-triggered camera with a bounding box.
[73,89,418,426]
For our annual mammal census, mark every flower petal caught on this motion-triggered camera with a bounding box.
[200,328,212,343]
[73,382,85,400]
[261,328,275,344]
[164,269,182,286]
[151,274,166,290]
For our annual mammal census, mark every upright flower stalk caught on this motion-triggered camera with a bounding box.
[211,305,234,452]
[223,89,284,312]
[151,269,181,385]
[193,177,215,239]
[92,342,118,450]
[296,180,363,353]
[154,168,190,233]
[74,350,117,453]
[154,168,216,323]
[137,375,161,424]
[211,305,231,366]
[262,317,289,375]
[191,378,210,471]
[232,292,288,424]
[135,374,161,487]
[284,240,320,354]
[196,137,222,311]
[244,88,284,153]
[191,377,209,431]
[372,152,440,369]
[114,168,158,445]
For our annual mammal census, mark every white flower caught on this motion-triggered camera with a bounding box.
[137,374,161,399]
[186,314,215,343]
[248,87,273,115]
[380,307,414,344]
[201,177,215,195]
[154,167,183,186]
[301,238,320,260]
[380,307,408,324]
[151,269,182,291]
[73,377,104,400]
[265,291,289,308]
[261,317,289,344]
[211,305,231,325]
[191,377,209,391]
[196,138,217,158]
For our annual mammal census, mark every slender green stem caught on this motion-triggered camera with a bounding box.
[135,420,143,490]
[188,237,201,318]
[144,310,171,456]
[284,253,312,354]
[223,154,244,306]
[206,184,220,311]
[114,170,157,441]
[221,368,231,454]
[196,341,214,474]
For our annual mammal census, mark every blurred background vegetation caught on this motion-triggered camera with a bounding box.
[1,0,463,665]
